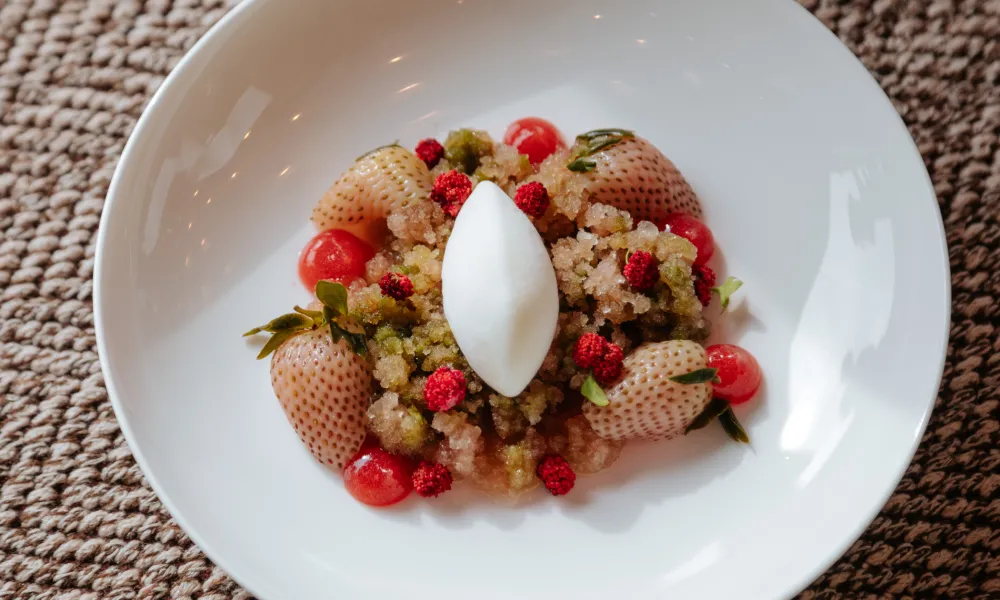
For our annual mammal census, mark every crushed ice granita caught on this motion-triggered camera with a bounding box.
[245,118,762,507]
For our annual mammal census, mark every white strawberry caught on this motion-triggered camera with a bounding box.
[582,340,713,441]
[244,281,373,470]
[270,328,371,469]
[312,144,433,243]
[572,131,702,222]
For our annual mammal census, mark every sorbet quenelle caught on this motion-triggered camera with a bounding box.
[244,118,761,507]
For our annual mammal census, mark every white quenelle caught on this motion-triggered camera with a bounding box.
[441,181,559,397]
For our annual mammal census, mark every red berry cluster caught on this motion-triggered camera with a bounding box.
[692,264,716,307]
[423,366,467,411]
[412,461,453,497]
[537,455,576,496]
[513,182,550,218]
[572,332,624,385]
[623,250,659,291]
[415,138,445,169]
[431,170,472,217]
[378,272,414,301]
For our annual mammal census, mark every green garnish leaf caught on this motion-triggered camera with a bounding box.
[576,128,635,141]
[315,280,349,315]
[567,158,597,172]
[256,329,298,360]
[585,136,630,155]
[581,373,609,407]
[711,276,743,311]
[330,321,368,357]
[293,305,324,320]
[355,141,400,161]
[719,407,750,443]
[686,397,730,433]
[243,312,312,337]
[670,367,720,384]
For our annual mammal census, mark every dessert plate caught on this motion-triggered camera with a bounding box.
[94,0,949,598]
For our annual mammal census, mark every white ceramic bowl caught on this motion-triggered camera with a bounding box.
[94,0,950,598]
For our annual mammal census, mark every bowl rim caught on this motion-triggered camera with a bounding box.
[93,1,952,598]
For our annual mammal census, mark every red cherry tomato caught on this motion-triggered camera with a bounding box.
[706,344,762,405]
[503,117,566,166]
[659,213,715,266]
[343,446,413,507]
[298,229,375,291]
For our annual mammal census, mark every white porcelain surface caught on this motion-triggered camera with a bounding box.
[93,0,950,599]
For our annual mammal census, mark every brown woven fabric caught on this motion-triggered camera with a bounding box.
[0,0,996,598]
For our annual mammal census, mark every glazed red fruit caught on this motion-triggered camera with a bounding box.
[503,117,566,166]
[706,344,762,405]
[659,213,714,266]
[343,445,413,507]
[298,229,376,291]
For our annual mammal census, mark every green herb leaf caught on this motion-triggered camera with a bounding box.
[355,141,400,162]
[719,407,750,443]
[670,367,719,384]
[567,158,597,172]
[293,305,324,320]
[581,373,609,407]
[256,329,298,360]
[330,321,368,357]
[315,280,349,315]
[243,312,312,337]
[685,397,730,433]
[576,128,635,141]
[711,276,743,311]
[585,136,629,155]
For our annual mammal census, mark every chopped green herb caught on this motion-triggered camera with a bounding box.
[670,367,720,384]
[686,398,730,433]
[581,373,609,406]
[719,407,750,443]
[712,276,743,311]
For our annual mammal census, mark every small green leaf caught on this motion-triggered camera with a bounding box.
[293,305,324,320]
[256,329,297,360]
[585,135,628,155]
[670,367,719,384]
[243,312,312,337]
[711,276,743,311]
[330,321,368,357]
[315,280,349,315]
[685,397,730,433]
[576,128,635,141]
[567,158,597,172]
[719,407,750,443]
[581,373,609,407]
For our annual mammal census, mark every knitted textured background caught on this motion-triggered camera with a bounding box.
[0,0,997,598]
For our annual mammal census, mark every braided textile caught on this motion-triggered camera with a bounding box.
[0,0,997,598]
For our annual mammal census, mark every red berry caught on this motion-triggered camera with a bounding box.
[412,461,453,498]
[378,272,414,301]
[298,229,375,291]
[503,117,566,166]
[706,344,762,405]
[623,250,659,291]
[424,367,467,411]
[537,455,576,496]
[514,181,550,218]
[659,213,715,266]
[415,138,445,169]
[343,446,413,507]
[572,333,607,370]
[692,264,716,307]
[593,342,624,385]
[431,170,473,217]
